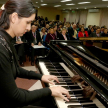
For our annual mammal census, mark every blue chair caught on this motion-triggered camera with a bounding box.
[43,34,50,50]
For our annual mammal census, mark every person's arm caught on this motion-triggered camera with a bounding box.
[0,49,51,107]
[17,67,43,80]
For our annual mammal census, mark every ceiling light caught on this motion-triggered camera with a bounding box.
[38,7,40,8]
[76,8,78,9]
[78,2,91,4]
[61,0,72,2]
[102,0,108,1]
[54,5,61,7]
[41,4,47,6]
[66,3,75,5]
[36,2,38,3]
[94,7,97,8]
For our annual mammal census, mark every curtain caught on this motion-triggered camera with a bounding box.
[100,9,108,28]
[69,10,80,24]
[79,10,88,26]
[69,10,88,26]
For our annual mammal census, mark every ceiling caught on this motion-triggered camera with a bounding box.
[0,0,108,10]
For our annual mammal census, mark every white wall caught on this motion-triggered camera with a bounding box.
[86,11,101,27]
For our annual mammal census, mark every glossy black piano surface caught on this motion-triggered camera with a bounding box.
[36,40,108,108]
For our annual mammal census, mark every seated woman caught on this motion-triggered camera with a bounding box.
[78,27,89,38]
[45,27,57,44]
[40,27,47,40]
[58,28,70,40]
[101,28,108,37]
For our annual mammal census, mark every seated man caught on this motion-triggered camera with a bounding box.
[28,24,42,65]
[89,28,101,37]
[101,28,108,37]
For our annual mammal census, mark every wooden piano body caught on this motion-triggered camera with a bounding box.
[79,37,108,49]
[36,40,108,108]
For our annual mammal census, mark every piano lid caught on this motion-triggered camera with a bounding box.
[59,41,108,67]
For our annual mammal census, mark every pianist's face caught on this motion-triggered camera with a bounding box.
[10,13,35,37]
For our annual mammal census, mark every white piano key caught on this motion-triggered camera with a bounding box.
[60,63,75,77]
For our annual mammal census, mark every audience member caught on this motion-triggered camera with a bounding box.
[101,26,104,33]
[72,24,78,39]
[46,24,50,32]
[28,25,42,65]
[89,28,101,37]
[40,27,47,40]
[58,28,69,40]
[68,23,74,40]
[101,28,108,37]
[78,27,88,38]
[45,28,57,44]
[53,25,60,39]
[88,27,94,35]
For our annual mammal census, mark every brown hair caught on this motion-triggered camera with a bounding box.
[0,0,36,29]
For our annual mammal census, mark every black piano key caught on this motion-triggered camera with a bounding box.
[68,105,82,108]
[65,100,79,103]
[62,86,81,90]
[49,71,67,73]
[49,69,66,72]
[50,72,69,76]
[55,82,75,85]
[68,104,98,108]
[69,91,82,96]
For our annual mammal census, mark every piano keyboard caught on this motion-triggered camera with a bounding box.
[39,61,105,108]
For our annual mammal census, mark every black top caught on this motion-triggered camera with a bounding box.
[28,30,42,45]
[0,28,51,108]
[101,33,108,37]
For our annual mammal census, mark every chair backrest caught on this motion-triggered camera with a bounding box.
[43,34,47,42]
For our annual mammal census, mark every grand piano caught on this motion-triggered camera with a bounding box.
[36,40,108,108]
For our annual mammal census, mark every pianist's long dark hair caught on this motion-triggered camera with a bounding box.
[0,0,36,30]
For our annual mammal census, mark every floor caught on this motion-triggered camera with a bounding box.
[15,56,43,90]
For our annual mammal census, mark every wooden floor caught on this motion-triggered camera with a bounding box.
[15,56,38,90]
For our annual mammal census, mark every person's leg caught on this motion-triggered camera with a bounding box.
[31,47,35,65]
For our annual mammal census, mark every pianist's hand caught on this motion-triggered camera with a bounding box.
[49,86,71,102]
[41,75,59,85]
[71,75,82,83]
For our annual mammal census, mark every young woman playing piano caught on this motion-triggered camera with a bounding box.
[0,0,70,108]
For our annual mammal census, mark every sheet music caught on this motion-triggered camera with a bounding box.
[32,45,45,49]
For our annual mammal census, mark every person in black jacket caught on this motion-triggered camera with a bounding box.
[58,28,69,40]
[101,28,108,37]
[0,0,70,108]
[28,24,42,65]
[67,23,74,40]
